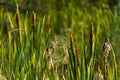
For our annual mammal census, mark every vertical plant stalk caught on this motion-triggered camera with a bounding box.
[15,12,20,39]
[90,23,94,58]
[109,43,118,79]
[8,32,12,79]
[75,44,80,67]
[69,35,76,79]
[95,60,103,80]
[118,62,120,79]
[102,37,111,80]
[70,35,74,58]
[104,56,108,80]
[89,23,95,68]
[32,11,36,49]
[95,60,99,73]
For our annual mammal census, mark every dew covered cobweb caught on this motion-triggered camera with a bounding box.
[44,35,69,69]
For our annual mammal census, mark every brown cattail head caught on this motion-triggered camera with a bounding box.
[32,11,36,29]
[15,11,21,39]
[32,11,36,48]
[15,12,19,27]
[90,23,95,55]
[90,23,94,50]
[69,35,75,59]
[102,36,111,57]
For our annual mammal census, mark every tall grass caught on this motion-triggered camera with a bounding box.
[0,2,120,80]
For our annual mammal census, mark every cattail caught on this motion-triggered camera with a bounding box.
[69,35,75,63]
[90,23,95,55]
[70,35,77,79]
[32,11,36,30]
[70,35,74,57]
[102,36,111,80]
[32,11,36,48]
[102,37,111,57]
[89,23,95,68]
[15,12,19,27]
[15,12,20,37]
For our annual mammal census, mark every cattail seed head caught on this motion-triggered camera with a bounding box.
[90,23,95,53]
[15,12,20,27]
[102,37,111,57]
[32,11,36,26]
[32,11,36,48]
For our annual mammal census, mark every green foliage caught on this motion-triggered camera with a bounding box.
[0,1,120,80]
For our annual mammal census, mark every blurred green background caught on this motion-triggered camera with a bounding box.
[0,0,120,80]
[1,0,119,57]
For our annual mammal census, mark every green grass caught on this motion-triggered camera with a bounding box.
[0,1,120,80]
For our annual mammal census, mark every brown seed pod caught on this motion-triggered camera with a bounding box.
[102,37,111,57]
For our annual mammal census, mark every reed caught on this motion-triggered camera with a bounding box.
[102,36,111,80]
